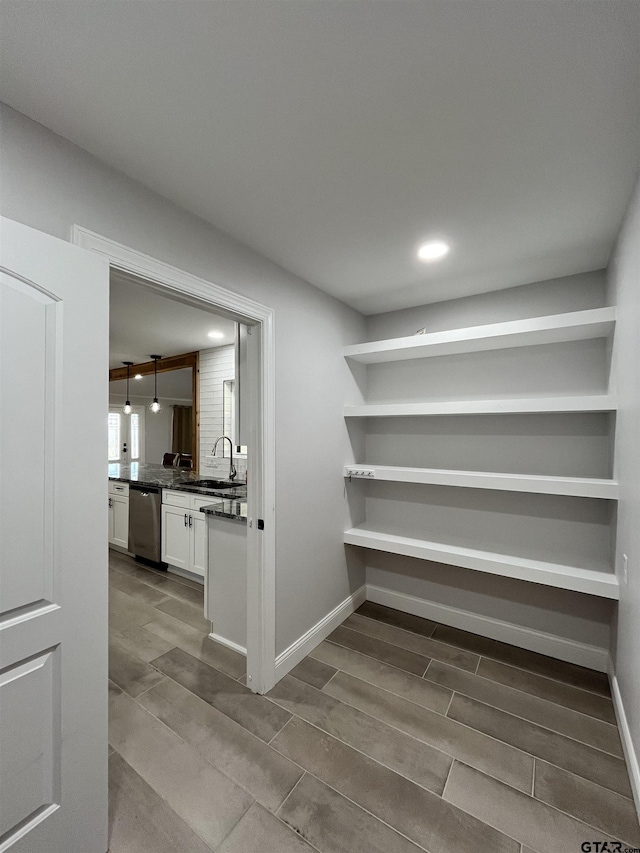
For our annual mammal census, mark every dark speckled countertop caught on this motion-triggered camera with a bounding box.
[200,500,248,524]
[108,462,247,504]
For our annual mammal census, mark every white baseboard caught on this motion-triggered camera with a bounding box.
[366,584,609,673]
[208,632,247,657]
[275,585,367,680]
[608,659,640,818]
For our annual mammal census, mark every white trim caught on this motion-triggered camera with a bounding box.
[275,586,367,680]
[608,659,640,818]
[366,584,610,672]
[72,225,276,693]
[208,631,247,657]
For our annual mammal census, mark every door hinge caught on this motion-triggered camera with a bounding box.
[257,519,264,530]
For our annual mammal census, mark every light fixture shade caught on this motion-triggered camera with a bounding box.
[149,355,162,415]
[122,361,134,415]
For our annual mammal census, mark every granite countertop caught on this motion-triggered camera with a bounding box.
[200,499,248,524]
[108,462,247,500]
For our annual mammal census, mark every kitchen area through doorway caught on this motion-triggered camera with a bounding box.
[107,268,252,677]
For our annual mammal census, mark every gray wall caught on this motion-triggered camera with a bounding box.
[0,103,366,656]
[360,272,615,659]
[608,176,640,794]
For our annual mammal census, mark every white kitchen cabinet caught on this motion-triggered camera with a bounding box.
[161,489,215,578]
[161,503,191,571]
[108,481,129,549]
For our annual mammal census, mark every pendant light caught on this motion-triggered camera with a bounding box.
[149,355,162,414]
[122,361,134,415]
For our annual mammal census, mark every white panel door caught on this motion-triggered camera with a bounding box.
[0,217,109,852]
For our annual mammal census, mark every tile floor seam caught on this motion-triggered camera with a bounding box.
[127,671,296,812]
[423,662,621,731]
[362,607,611,699]
[274,771,308,818]
[277,706,452,797]
[339,619,479,673]
[447,691,631,767]
[205,794,255,853]
[428,676,625,758]
[531,758,536,796]
[316,642,449,707]
[449,763,631,851]
[278,767,434,853]
[440,756,456,801]
[128,674,169,701]
[530,766,640,842]
[306,651,454,721]
[444,689,455,718]
[477,655,613,701]
[364,611,611,699]
[321,670,537,782]
[440,762,580,851]
[474,655,481,675]
[323,638,454,696]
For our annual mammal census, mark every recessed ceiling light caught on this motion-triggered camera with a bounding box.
[208,330,225,340]
[134,374,142,380]
[417,240,450,262]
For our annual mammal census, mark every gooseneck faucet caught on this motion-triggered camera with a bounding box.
[212,436,237,480]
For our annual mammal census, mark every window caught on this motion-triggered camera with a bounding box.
[108,412,120,461]
[130,413,140,460]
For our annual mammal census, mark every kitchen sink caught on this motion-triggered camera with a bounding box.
[189,480,240,489]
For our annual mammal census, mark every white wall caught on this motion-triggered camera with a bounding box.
[359,272,615,666]
[0,103,366,656]
[366,270,607,341]
[607,175,640,804]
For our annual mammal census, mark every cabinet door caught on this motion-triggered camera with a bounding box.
[190,512,207,578]
[111,495,129,550]
[161,504,190,570]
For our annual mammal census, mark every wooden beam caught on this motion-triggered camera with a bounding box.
[109,352,198,382]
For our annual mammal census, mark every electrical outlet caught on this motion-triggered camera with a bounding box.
[204,459,215,468]
[622,553,628,585]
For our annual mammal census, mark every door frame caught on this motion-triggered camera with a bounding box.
[73,225,276,693]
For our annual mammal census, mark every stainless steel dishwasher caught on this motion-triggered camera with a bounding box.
[128,484,164,568]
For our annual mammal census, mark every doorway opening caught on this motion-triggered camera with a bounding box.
[75,225,276,695]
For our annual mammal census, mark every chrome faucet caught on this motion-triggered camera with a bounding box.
[212,436,237,480]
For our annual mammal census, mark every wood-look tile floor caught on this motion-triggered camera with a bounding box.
[108,551,640,853]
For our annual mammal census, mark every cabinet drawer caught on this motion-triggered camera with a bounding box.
[109,481,129,496]
[162,489,191,508]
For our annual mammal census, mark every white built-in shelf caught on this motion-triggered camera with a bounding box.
[344,395,617,418]
[343,465,618,499]
[344,307,616,364]
[344,528,619,600]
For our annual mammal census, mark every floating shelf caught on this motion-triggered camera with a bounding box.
[344,395,617,418]
[344,307,616,364]
[343,465,618,499]
[344,528,619,600]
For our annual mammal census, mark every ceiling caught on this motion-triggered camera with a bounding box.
[109,271,236,368]
[1,1,638,314]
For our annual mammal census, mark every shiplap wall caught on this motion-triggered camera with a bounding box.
[198,344,247,477]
